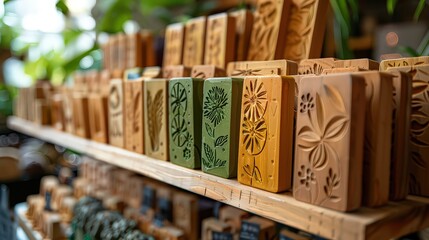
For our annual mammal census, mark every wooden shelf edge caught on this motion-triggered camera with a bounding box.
[8,116,429,240]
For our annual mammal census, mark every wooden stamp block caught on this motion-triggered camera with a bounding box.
[283,0,329,61]
[99,70,111,96]
[124,79,144,153]
[50,94,64,131]
[191,65,225,79]
[72,94,90,138]
[61,87,74,133]
[99,164,117,192]
[154,185,173,226]
[163,65,191,79]
[144,78,169,160]
[379,56,429,71]
[51,185,72,211]
[72,178,88,200]
[169,77,204,169]
[128,176,145,209]
[385,70,412,201]
[149,225,185,240]
[117,33,127,71]
[322,66,362,74]
[113,169,134,199]
[334,58,379,70]
[102,42,111,71]
[163,23,185,67]
[204,13,236,69]
[108,79,125,148]
[59,196,76,223]
[202,217,232,240]
[26,195,44,221]
[247,0,291,61]
[86,70,99,93]
[109,35,119,72]
[227,59,298,77]
[173,191,199,240]
[73,72,86,93]
[141,30,156,67]
[202,78,243,178]
[88,94,108,143]
[352,72,393,207]
[35,100,50,125]
[219,206,250,233]
[293,74,366,211]
[298,58,336,75]
[183,16,206,67]
[279,229,311,240]
[143,66,162,79]
[229,9,253,61]
[388,65,429,197]
[126,33,143,68]
[238,76,295,192]
[239,216,276,240]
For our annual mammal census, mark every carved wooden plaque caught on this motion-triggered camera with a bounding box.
[99,70,111,97]
[239,216,276,240]
[124,79,144,153]
[204,13,236,69]
[183,16,206,67]
[126,33,143,68]
[173,191,198,240]
[109,35,119,72]
[169,78,204,169]
[108,79,125,148]
[322,66,362,74]
[144,78,169,160]
[141,30,156,67]
[202,78,243,178]
[334,58,379,70]
[379,56,429,71]
[163,23,185,67]
[191,65,225,79]
[229,9,253,61]
[72,94,90,138]
[247,0,290,61]
[117,33,127,71]
[283,0,329,61]
[88,94,109,144]
[238,76,295,192]
[298,58,336,75]
[385,69,412,201]
[353,72,393,207]
[219,206,249,234]
[202,218,232,240]
[50,94,64,131]
[163,65,191,79]
[293,74,366,211]
[227,59,298,77]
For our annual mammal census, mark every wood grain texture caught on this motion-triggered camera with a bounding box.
[61,87,74,133]
[102,42,111,72]
[163,23,185,67]
[144,78,169,161]
[126,33,143,68]
[219,206,250,233]
[108,79,125,148]
[322,66,363,74]
[379,56,429,71]
[335,58,379,70]
[298,58,336,75]
[173,191,199,240]
[72,94,89,138]
[227,59,298,77]
[283,0,329,61]
[141,30,156,67]
[50,94,63,131]
[163,65,191,79]
[238,76,295,192]
[204,13,236,69]
[229,10,253,61]
[183,17,206,67]
[124,79,144,153]
[88,94,108,144]
[294,73,366,211]
[117,33,127,71]
[247,0,291,60]
[99,70,111,97]
[191,65,225,79]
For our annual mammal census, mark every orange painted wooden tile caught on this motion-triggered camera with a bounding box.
[183,17,206,67]
[227,59,298,77]
[163,23,185,67]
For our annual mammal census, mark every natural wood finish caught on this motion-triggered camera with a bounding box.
[72,94,89,138]
[322,66,362,74]
[9,116,429,240]
[124,79,144,153]
[51,185,72,212]
[294,74,366,211]
[99,70,111,96]
[108,79,125,148]
[61,87,74,133]
[148,225,185,240]
[183,16,206,67]
[240,216,276,240]
[280,229,311,239]
[247,0,290,60]
[238,76,295,192]
[335,59,379,70]
[117,33,127,71]
[229,10,253,61]
[163,23,185,67]
[227,59,298,77]
[283,0,329,61]
[163,65,191,79]
[191,65,225,78]
[58,196,76,223]
[202,217,232,240]
[141,30,157,67]
[86,70,99,93]
[173,191,199,240]
[143,66,162,79]
[50,94,64,131]
[102,42,111,71]
[35,100,50,125]
[88,94,108,143]
[219,206,250,233]
[126,33,143,68]
[204,13,236,69]
[298,58,336,75]
[379,56,429,71]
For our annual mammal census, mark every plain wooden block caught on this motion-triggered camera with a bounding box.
[163,23,185,67]
[239,216,276,240]
[72,94,90,138]
[108,79,125,148]
[86,70,99,93]
[141,30,157,67]
[58,196,76,223]
[334,58,379,70]
[293,73,366,212]
[385,70,412,201]
[298,58,336,75]
[126,33,143,68]
[183,16,206,67]
[128,176,145,209]
[283,0,329,61]
[88,94,109,143]
[144,78,169,160]
[204,13,236,69]
[60,87,74,133]
[279,229,311,240]
[35,100,50,125]
[109,35,119,71]
[247,0,291,61]
[227,59,298,77]
[169,77,204,169]
[219,206,250,234]
[322,66,363,74]
[26,195,44,221]
[117,33,127,71]
[191,65,225,79]
[99,70,111,96]
[173,191,199,240]
[102,41,111,71]
[229,9,253,61]
[50,94,64,131]
[124,79,145,153]
[163,65,191,79]
[201,78,243,178]
[202,217,232,240]
[379,56,429,71]
[238,76,295,192]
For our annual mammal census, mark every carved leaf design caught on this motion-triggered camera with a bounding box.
[214,135,228,147]
[254,166,262,183]
[314,93,324,132]
[205,123,215,138]
[411,151,427,169]
[203,143,215,166]
[324,116,349,142]
[325,84,346,112]
[412,79,429,95]
[409,173,421,195]
[148,90,164,151]
[133,92,141,132]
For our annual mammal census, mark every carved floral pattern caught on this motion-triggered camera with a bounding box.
[242,118,267,155]
[148,89,164,151]
[242,79,268,122]
[203,86,228,127]
[299,92,314,113]
[170,82,191,159]
[297,165,315,189]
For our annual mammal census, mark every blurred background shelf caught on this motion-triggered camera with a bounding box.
[15,202,43,240]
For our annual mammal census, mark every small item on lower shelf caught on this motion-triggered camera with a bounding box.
[227,59,298,77]
[239,216,276,240]
[148,224,186,240]
[279,228,311,240]
[108,79,125,148]
[26,195,44,221]
[173,191,199,240]
[191,65,226,79]
[219,205,250,234]
[72,178,88,200]
[169,77,204,168]
[113,169,135,199]
[103,195,126,213]
[88,93,109,143]
[298,58,336,75]
[154,184,174,226]
[334,58,379,70]
[202,77,243,178]
[238,76,295,192]
[202,217,232,240]
[72,93,90,138]
[124,78,145,153]
[61,87,74,133]
[229,9,253,62]
[51,185,72,211]
[40,176,59,200]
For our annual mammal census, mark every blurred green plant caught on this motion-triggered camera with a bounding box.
[0,83,16,117]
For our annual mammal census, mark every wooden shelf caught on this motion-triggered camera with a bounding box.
[8,116,429,240]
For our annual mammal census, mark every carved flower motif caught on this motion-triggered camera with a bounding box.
[170,82,187,115]
[183,148,191,160]
[297,165,315,189]
[171,117,187,147]
[299,93,315,113]
[242,118,267,155]
[243,79,268,122]
[323,168,340,200]
[203,86,228,127]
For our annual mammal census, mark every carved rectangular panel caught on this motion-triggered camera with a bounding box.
[227,59,298,77]
[108,79,125,148]
[191,65,225,79]
[102,42,111,72]
[283,0,329,61]
[293,74,366,212]
[385,70,412,201]
[50,94,64,131]
[334,58,379,70]
[202,78,243,178]
[163,65,191,79]
[124,79,144,153]
[144,78,169,160]
[298,58,336,75]
[163,23,185,67]
[229,9,253,61]
[204,13,236,69]
[238,76,295,192]
[126,33,143,68]
[353,72,393,207]
[61,87,74,133]
[247,0,291,61]
[173,191,198,240]
[141,30,156,67]
[183,16,206,67]
[99,70,111,97]
[379,56,429,71]
[72,94,90,138]
[169,78,204,169]
[88,94,109,144]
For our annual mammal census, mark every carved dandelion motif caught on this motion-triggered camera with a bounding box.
[299,93,315,113]
[203,86,228,127]
[297,165,316,189]
[243,79,268,122]
[242,118,267,155]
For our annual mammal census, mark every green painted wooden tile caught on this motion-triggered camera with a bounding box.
[169,77,204,169]
[201,77,243,178]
